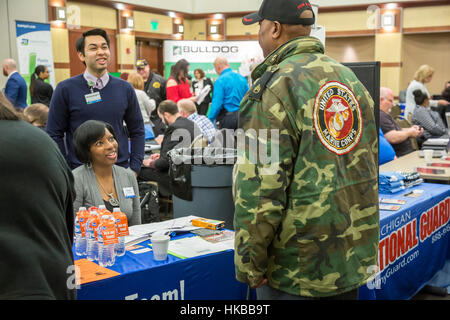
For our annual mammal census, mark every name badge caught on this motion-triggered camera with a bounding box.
[123,187,136,198]
[85,92,102,104]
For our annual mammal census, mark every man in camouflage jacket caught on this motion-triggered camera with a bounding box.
[234,0,379,299]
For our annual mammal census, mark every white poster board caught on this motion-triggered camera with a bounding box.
[164,40,264,79]
[15,20,55,103]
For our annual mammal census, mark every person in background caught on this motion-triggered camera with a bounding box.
[46,28,145,176]
[192,68,214,116]
[208,56,249,130]
[234,0,379,300]
[432,81,450,104]
[379,128,396,165]
[127,72,156,124]
[30,65,53,106]
[412,89,448,140]
[166,59,197,104]
[24,103,49,130]
[405,65,449,119]
[0,92,76,299]
[139,100,199,195]
[380,87,423,157]
[136,59,166,136]
[72,120,141,225]
[2,58,27,109]
[178,98,216,144]
[119,72,129,81]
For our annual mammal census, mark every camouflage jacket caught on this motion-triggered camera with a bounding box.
[233,36,379,297]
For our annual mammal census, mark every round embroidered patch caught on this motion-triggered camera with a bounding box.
[313,81,363,155]
[153,82,161,89]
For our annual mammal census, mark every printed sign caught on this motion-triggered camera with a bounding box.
[15,21,55,104]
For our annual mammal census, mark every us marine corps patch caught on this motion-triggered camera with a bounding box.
[313,81,363,155]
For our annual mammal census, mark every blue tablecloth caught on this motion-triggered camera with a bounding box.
[359,183,450,300]
[75,233,251,300]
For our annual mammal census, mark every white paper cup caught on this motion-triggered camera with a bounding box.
[151,235,170,261]
[423,149,434,162]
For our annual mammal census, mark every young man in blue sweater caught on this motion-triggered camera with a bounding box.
[46,29,145,175]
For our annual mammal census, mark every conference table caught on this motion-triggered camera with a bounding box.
[74,229,251,300]
[380,151,450,183]
[358,182,450,300]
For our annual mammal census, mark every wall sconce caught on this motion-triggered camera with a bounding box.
[53,7,67,22]
[125,17,134,29]
[210,24,219,35]
[381,13,395,28]
[173,17,184,35]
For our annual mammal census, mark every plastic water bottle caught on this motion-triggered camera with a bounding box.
[74,207,89,256]
[113,208,129,257]
[98,214,118,267]
[86,209,100,261]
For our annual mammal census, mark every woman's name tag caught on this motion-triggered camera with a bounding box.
[123,187,136,198]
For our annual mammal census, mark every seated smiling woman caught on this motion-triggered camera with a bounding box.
[72,120,141,226]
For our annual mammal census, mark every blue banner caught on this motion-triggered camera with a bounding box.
[76,234,251,300]
[359,183,450,300]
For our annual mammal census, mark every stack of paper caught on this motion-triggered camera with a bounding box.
[124,215,202,246]
[167,235,235,259]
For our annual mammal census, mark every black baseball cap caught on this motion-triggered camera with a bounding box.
[242,0,315,26]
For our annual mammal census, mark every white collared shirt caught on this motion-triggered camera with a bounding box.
[83,69,110,90]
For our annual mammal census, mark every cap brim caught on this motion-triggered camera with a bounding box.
[242,12,262,25]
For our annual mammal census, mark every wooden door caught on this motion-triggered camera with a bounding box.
[68,28,117,78]
[136,39,164,76]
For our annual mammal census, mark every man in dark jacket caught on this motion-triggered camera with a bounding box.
[139,100,200,194]
[0,93,76,299]
[137,59,167,136]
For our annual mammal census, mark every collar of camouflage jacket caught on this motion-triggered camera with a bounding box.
[252,36,324,80]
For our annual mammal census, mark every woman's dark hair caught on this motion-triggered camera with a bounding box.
[29,65,47,97]
[0,92,19,121]
[194,68,205,79]
[413,89,428,106]
[170,59,189,84]
[73,120,116,164]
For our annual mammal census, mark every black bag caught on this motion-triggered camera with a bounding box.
[168,160,192,201]
[139,182,160,223]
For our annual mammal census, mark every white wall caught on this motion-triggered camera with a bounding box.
[118,0,422,13]
[0,0,47,89]
[120,0,193,13]
[191,0,263,13]
[313,0,422,7]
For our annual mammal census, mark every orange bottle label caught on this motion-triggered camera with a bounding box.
[113,211,129,237]
[89,215,100,240]
[77,210,90,237]
[99,219,118,245]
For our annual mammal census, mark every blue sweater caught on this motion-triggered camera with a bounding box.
[208,68,249,123]
[46,74,145,173]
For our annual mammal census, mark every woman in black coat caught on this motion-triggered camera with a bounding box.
[30,65,53,106]
[191,68,213,116]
